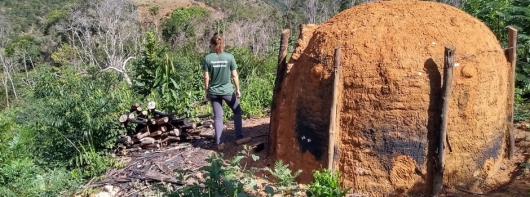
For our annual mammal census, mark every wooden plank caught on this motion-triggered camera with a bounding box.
[269,29,291,157]
[508,27,518,160]
[433,45,456,196]
[328,46,341,171]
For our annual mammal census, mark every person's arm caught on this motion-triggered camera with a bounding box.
[202,58,210,100]
[229,55,240,97]
[204,71,210,100]
[231,70,240,97]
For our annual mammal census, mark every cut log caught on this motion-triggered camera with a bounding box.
[149,130,163,137]
[140,137,160,146]
[127,119,147,126]
[155,117,169,125]
[199,129,215,139]
[130,103,141,112]
[197,120,213,128]
[161,136,181,143]
[153,110,174,117]
[147,119,157,125]
[187,129,200,134]
[120,113,146,125]
[137,117,148,123]
[169,129,181,136]
[159,132,169,138]
[136,131,150,139]
[181,122,196,130]
[116,136,132,144]
[119,113,129,123]
[136,126,151,139]
[159,126,167,132]
[147,101,156,112]
[141,110,148,117]
[171,118,189,126]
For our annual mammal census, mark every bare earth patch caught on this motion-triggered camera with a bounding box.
[88,117,271,196]
[131,0,209,23]
[87,117,530,196]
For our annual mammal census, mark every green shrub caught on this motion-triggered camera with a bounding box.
[161,6,210,41]
[262,160,302,196]
[133,38,276,120]
[22,66,135,169]
[0,108,81,197]
[0,161,80,197]
[306,169,351,197]
[169,146,260,197]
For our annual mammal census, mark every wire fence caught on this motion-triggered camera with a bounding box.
[282,45,523,67]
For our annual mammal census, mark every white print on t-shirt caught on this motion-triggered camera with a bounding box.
[211,60,228,68]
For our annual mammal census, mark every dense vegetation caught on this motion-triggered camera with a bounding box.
[0,0,528,196]
[463,0,530,120]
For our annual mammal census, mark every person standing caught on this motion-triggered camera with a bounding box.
[202,34,251,151]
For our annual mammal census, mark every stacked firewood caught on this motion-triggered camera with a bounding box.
[116,101,214,149]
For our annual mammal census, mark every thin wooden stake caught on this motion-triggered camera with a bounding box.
[508,27,518,160]
[269,29,290,157]
[433,45,455,196]
[328,46,341,171]
[277,29,291,67]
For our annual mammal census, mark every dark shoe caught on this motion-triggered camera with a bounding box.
[217,144,225,151]
[236,137,251,145]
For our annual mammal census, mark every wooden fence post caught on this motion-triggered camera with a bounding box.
[508,27,518,160]
[328,46,341,171]
[433,45,455,196]
[269,29,290,157]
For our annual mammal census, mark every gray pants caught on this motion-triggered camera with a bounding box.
[209,93,243,144]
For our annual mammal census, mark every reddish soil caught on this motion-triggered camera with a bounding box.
[207,117,272,169]
[87,117,530,197]
[270,0,511,196]
[131,0,211,25]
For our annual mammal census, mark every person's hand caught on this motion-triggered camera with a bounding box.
[205,91,210,101]
[236,89,241,98]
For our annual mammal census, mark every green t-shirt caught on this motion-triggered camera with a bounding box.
[202,52,237,95]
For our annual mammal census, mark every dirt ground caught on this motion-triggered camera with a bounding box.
[132,0,193,18]
[86,117,530,197]
[131,0,212,25]
[471,122,530,197]
[87,117,271,196]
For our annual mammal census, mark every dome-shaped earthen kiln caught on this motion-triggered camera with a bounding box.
[269,1,511,195]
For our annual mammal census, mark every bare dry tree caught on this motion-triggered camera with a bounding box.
[64,0,142,86]
[0,55,18,106]
[305,0,320,24]
[0,14,18,107]
[222,10,281,55]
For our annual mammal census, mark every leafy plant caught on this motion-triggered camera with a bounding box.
[0,108,81,196]
[463,0,530,121]
[170,146,260,197]
[306,169,351,197]
[132,32,206,117]
[69,144,116,179]
[263,160,302,195]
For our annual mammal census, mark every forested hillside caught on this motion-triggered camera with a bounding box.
[0,0,529,196]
